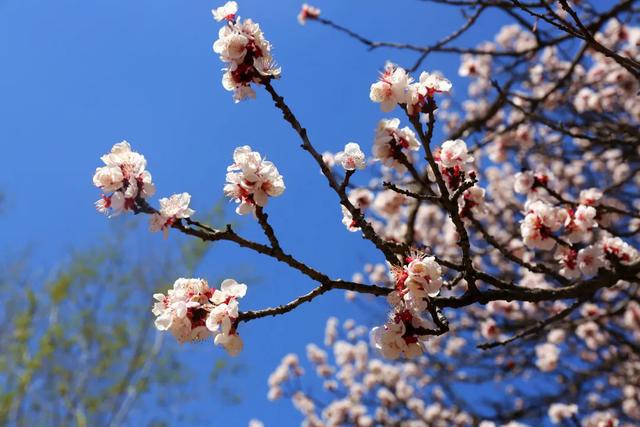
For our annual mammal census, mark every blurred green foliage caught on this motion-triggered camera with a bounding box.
[0,204,235,427]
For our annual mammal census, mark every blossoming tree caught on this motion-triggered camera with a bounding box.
[93,1,640,425]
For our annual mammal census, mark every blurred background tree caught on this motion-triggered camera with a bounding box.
[0,205,241,427]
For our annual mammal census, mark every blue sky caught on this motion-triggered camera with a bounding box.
[0,0,513,425]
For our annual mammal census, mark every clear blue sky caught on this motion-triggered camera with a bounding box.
[0,0,510,425]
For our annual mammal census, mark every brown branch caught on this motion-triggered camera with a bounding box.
[237,283,331,322]
[407,103,479,295]
[237,279,392,322]
[255,206,282,253]
[261,78,401,265]
[557,0,640,79]
[468,214,570,285]
[409,5,487,71]
[435,261,640,308]
[314,15,558,58]
[339,170,355,194]
[477,295,588,349]
[382,181,439,201]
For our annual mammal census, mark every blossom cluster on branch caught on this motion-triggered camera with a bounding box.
[93,141,155,216]
[152,278,246,355]
[371,254,444,359]
[224,145,285,215]
[212,1,280,102]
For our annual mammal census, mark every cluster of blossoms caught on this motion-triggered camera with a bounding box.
[573,19,640,118]
[535,342,560,372]
[518,181,601,247]
[434,138,475,190]
[93,141,155,216]
[433,138,486,217]
[297,3,320,25]
[548,403,578,424]
[224,145,285,215]
[520,199,569,250]
[458,185,486,218]
[260,8,640,426]
[372,118,421,171]
[516,173,639,279]
[555,245,602,279]
[513,171,553,195]
[576,320,608,351]
[212,1,280,102]
[369,63,452,114]
[370,255,444,360]
[93,141,196,238]
[152,278,247,355]
[272,306,637,425]
[269,318,605,426]
[602,236,640,266]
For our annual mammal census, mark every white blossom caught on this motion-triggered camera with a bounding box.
[437,139,473,169]
[212,1,238,22]
[149,192,195,238]
[535,342,559,371]
[459,185,486,217]
[298,3,320,25]
[548,403,578,424]
[576,321,606,350]
[416,71,452,95]
[514,171,535,194]
[341,205,360,232]
[370,64,412,112]
[577,245,605,276]
[335,142,366,171]
[404,256,443,309]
